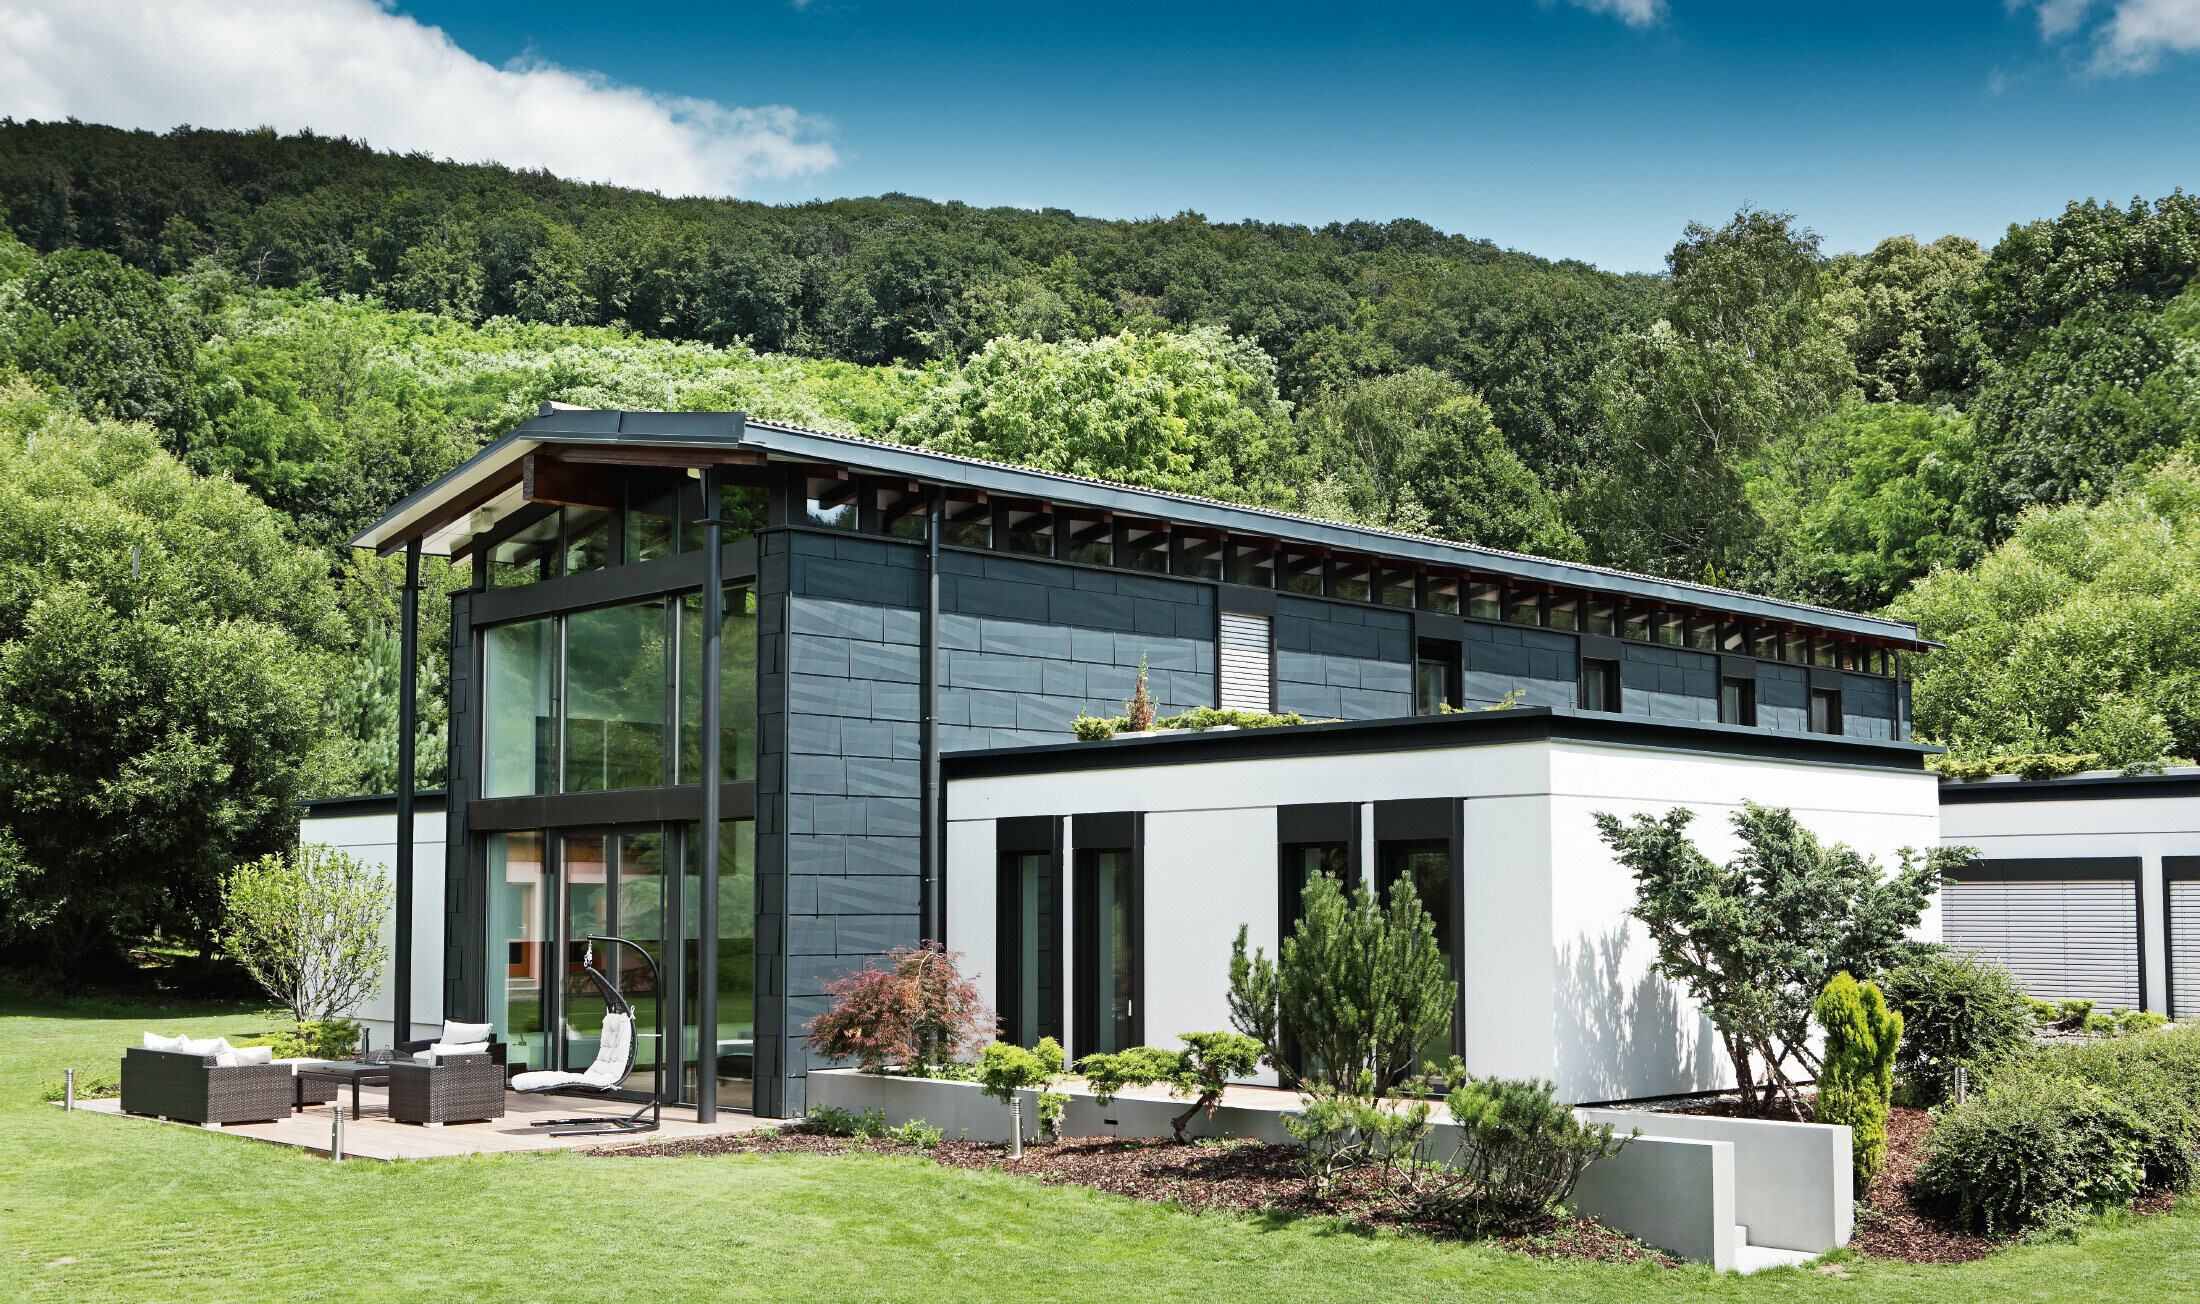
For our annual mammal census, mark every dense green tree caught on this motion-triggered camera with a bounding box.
[1296,368,1580,556]
[1827,234,1986,403]
[1970,193,2200,362]
[1575,210,1856,581]
[0,378,347,984]
[896,328,1302,505]
[1746,403,1982,610]
[1892,458,2200,769]
[9,249,201,430]
[1963,308,2200,542]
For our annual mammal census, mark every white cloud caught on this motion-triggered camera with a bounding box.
[2092,0,2200,71]
[0,0,838,196]
[2011,0,2200,74]
[1556,0,1669,26]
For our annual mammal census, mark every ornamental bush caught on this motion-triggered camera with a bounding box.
[1078,1031,1265,1143]
[1417,1074,1634,1232]
[804,943,994,1072]
[1913,1070,2147,1234]
[2028,1021,2200,1191]
[1881,949,2031,1106]
[1812,972,1900,1197]
[976,1037,1068,1139]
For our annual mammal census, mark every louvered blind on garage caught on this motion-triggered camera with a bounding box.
[2171,880,2200,1021]
[1943,878,2141,1009]
[1218,612,1272,713]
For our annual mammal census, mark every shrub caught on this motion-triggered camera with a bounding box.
[1913,1070,2147,1234]
[1813,972,1900,1197]
[889,1119,945,1149]
[2026,1021,2200,1191]
[976,1037,1067,1139]
[40,1069,119,1102]
[804,942,994,1072]
[1077,1031,1265,1143]
[1228,872,1453,1095]
[2119,1010,2170,1035]
[803,1104,888,1138]
[1882,949,2032,1106]
[234,1018,363,1060]
[1415,1074,1634,1232]
[223,843,391,1025]
[1280,1076,1432,1196]
[1073,706,1313,741]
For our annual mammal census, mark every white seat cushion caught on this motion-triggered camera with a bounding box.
[230,1045,275,1066]
[426,1041,490,1063]
[513,1014,633,1092]
[510,1070,594,1092]
[440,1020,494,1045]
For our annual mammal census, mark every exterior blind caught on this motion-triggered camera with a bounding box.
[1218,612,1272,713]
[2172,881,2200,1021]
[1943,879,2140,1009]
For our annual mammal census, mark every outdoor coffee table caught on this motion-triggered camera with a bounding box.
[293,1060,397,1116]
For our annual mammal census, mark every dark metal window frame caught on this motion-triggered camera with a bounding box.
[1070,812,1143,1057]
[996,816,1065,1047]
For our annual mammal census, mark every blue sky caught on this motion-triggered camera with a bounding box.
[5,0,2198,271]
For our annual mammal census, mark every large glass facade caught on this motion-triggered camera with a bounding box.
[563,600,670,792]
[678,588,758,783]
[485,820,753,1107]
[483,619,556,798]
[486,831,548,1075]
[684,821,756,1109]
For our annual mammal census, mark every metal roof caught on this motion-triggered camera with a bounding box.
[352,406,1930,645]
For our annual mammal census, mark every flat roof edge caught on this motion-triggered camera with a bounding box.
[942,708,1938,781]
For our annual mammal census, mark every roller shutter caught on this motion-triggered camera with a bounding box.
[1942,872,2140,1009]
[1218,612,1272,713]
[2171,878,2200,1021]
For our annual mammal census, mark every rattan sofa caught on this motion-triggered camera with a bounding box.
[385,1053,507,1126]
[119,1047,295,1126]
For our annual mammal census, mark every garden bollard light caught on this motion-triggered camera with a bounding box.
[64,1068,74,1111]
[331,1102,345,1162]
[1009,1096,1023,1159]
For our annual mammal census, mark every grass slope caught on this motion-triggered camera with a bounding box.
[5,995,2199,1303]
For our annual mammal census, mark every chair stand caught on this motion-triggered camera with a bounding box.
[528,1095,661,1136]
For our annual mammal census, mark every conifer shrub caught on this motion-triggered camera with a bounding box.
[1812,972,1900,1197]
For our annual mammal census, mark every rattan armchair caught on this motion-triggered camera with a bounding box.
[119,1048,295,1126]
[385,1053,507,1126]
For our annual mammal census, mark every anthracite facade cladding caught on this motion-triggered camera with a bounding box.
[381,411,1923,1119]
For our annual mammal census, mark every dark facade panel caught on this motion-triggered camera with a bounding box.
[1278,802,1358,845]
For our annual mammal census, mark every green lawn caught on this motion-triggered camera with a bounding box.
[5,995,2200,1303]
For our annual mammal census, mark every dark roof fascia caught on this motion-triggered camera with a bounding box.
[299,790,450,818]
[941,708,1938,782]
[1940,772,2200,805]
[738,421,1923,644]
[352,406,1923,643]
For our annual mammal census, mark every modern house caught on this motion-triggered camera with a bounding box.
[1940,767,2200,1015]
[343,405,1941,1118]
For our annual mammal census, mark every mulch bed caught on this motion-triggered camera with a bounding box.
[598,1131,1679,1267]
[1671,1095,2181,1265]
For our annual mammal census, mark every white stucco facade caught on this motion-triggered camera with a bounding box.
[1940,769,2200,1015]
[947,718,1942,1104]
[298,798,449,1049]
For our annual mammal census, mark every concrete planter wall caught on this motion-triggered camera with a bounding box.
[809,1070,1849,1271]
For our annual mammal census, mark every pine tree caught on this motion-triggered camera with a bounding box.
[1814,971,1901,1198]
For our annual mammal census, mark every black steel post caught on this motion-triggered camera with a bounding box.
[921,492,942,945]
[696,468,725,1122]
[394,538,421,1044]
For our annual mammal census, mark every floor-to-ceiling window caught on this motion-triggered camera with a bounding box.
[683,820,756,1109]
[1378,839,1455,1073]
[486,831,548,1074]
[563,601,670,792]
[483,620,555,798]
[1075,848,1140,1055]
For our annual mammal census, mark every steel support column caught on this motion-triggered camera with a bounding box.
[394,538,421,1044]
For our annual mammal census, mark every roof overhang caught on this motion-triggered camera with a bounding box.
[353,406,1934,648]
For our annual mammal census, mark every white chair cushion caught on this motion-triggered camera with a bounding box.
[512,1014,633,1092]
[426,1041,490,1063]
[177,1035,230,1058]
[142,1032,187,1052]
[213,1049,240,1067]
[230,1045,275,1066]
[510,1070,590,1092]
[441,1020,494,1045]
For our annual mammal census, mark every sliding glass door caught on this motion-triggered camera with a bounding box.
[1075,849,1140,1056]
[485,819,752,1107]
